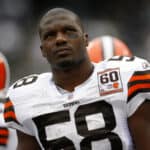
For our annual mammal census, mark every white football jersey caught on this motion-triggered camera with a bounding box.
[0,103,18,150]
[3,56,150,150]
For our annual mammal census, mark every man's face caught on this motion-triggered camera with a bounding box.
[40,13,88,70]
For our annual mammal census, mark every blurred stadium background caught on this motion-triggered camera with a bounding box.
[0,0,150,83]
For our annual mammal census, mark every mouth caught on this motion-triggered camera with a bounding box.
[55,47,72,56]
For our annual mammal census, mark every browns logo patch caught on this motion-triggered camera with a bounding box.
[97,68,123,96]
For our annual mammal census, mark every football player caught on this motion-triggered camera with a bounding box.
[87,35,132,63]
[0,52,17,150]
[3,8,150,150]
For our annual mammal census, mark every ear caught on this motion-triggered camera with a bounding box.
[40,45,46,57]
[84,33,89,47]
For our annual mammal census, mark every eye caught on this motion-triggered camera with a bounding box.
[44,31,56,40]
[64,26,77,33]
[64,27,79,39]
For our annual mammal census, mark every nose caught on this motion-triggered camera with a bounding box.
[56,32,67,45]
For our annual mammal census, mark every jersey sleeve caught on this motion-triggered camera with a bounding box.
[126,57,150,117]
[3,74,39,136]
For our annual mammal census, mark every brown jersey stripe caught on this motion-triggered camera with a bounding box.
[128,83,150,97]
[127,70,150,102]
[4,103,16,114]
[0,128,9,145]
[127,88,150,102]
[0,134,9,138]
[4,111,17,120]
[127,87,150,102]
[4,98,17,121]
[4,111,21,125]
[4,98,21,125]
[128,70,150,85]
[128,80,150,88]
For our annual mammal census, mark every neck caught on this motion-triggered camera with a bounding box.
[52,60,94,92]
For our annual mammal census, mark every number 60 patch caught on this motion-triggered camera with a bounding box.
[97,68,123,96]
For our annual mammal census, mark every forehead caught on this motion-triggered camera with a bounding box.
[40,13,81,31]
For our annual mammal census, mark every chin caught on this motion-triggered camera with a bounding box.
[52,56,84,70]
[57,60,74,70]
[55,58,80,70]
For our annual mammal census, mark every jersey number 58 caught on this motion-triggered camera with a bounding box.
[33,100,123,150]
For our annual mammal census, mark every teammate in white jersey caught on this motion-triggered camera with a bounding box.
[0,52,17,150]
[3,8,150,150]
[87,35,132,63]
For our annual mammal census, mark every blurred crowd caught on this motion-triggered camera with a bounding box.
[0,0,150,83]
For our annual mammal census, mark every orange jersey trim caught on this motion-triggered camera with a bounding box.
[4,100,13,109]
[0,138,8,145]
[127,70,150,102]
[4,111,17,120]
[0,128,9,145]
[129,74,150,82]
[0,128,9,136]
[4,98,21,125]
[128,83,150,98]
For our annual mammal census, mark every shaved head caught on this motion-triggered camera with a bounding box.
[39,8,84,36]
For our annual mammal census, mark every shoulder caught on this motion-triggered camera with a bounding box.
[4,72,53,133]
[108,56,150,80]
[8,72,52,101]
[97,56,150,73]
[10,72,52,89]
[99,56,150,86]
[12,72,51,88]
[98,56,150,116]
